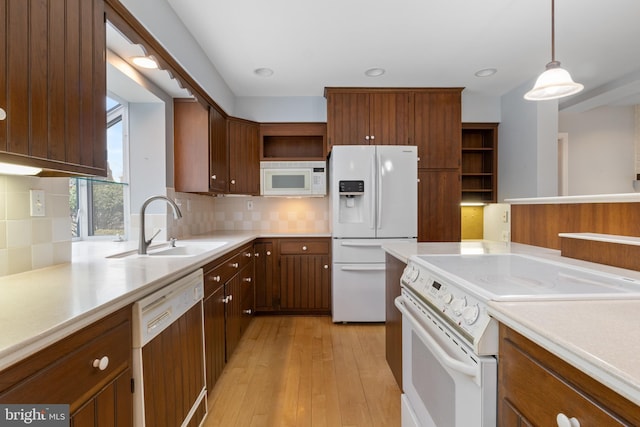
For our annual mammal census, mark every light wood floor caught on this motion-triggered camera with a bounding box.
[204,316,401,427]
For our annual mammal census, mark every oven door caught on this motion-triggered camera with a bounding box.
[395,295,496,427]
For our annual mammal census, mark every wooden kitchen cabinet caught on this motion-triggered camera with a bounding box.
[174,99,228,193]
[498,324,640,426]
[254,239,277,312]
[462,123,498,203]
[0,306,133,424]
[325,89,413,149]
[414,89,462,170]
[279,238,331,313]
[0,0,107,176]
[228,118,260,195]
[385,253,406,389]
[418,169,461,241]
[202,243,254,379]
[260,122,327,160]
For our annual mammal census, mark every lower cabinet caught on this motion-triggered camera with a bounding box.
[254,237,332,314]
[385,253,406,389]
[202,243,254,392]
[498,324,640,426]
[0,305,133,425]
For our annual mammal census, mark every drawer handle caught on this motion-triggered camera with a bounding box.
[243,309,252,315]
[302,246,307,251]
[243,277,252,282]
[92,356,110,371]
[231,262,239,268]
[244,252,252,257]
[210,275,221,282]
[0,108,6,121]
[556,413,580,427]
[266,251,271,256]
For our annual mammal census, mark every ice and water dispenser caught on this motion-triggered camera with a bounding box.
[337,180,365,224]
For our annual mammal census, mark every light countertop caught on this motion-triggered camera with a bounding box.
[382,240,640,407]
[0,230,329,371]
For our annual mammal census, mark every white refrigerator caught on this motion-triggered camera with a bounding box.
[330,145,417,322]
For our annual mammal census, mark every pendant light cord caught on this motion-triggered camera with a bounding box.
[551,0,556,62]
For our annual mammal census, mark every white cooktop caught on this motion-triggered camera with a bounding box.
[412,253,640,302]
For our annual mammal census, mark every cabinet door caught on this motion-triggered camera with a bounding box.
[280,254,331,312]
[254,240,277,312]
[203,284,226,389]
[326,91,370,148]
[209,106,228,193]
[0,0,106,176]
[225,274,243,360]
[228,118,260,195]
[71,368,133,427]
[239,261,254,336]
[418,169,461,241]
[174,100,210,193]
[414,90,462,169]
[370,92,413,145]
[385,253,405,389]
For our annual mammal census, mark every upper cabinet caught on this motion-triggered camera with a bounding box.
[0,0,107,176]
[228,118,260,195]
[414,90,462,169]
[260,123,327,160]
[325,89,413,149]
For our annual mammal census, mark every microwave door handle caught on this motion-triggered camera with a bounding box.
[395,297,478,378]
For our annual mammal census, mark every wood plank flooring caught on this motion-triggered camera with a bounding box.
[204,316,401,427]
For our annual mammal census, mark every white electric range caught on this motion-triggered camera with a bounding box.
[396,253,640,427]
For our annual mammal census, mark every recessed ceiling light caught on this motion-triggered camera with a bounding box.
[365,68,385,77]
[474,68,497,77]
[131,56,158,69]
[254,67,274,77]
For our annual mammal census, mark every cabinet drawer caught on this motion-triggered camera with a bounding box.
[0,319,131,412]
[204,244,254,297]
[280,239,329,255]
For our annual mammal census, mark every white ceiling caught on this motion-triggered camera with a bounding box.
[156,0,640,103]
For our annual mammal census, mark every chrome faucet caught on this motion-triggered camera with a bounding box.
[138,195,183,255]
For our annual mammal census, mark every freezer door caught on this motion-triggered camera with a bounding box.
[376,146,418,238]
[331,145,376,238]
[332,262,386,322]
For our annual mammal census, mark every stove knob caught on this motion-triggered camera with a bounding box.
[440,293,453,304]
[462,304,480,325]
[410,266,420,282]
[451,297,467,316]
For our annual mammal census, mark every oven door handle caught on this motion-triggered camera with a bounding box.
[395,297,477,378]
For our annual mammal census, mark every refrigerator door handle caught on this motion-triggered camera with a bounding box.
[377,153,383,230]
[340,265,386,272]
[339,241,383,248]
[370,151,376,230]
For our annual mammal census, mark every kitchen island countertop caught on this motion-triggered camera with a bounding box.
[0,230,329,371]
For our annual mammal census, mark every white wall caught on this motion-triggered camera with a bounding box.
[559,106,636,195]
[498,80,559,200]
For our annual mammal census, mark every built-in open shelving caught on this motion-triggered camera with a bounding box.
[461,123,498,203]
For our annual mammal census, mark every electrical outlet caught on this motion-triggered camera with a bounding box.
[247,200,253,210]
[30,189,46,217]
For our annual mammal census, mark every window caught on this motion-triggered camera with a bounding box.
[70,95,130,240]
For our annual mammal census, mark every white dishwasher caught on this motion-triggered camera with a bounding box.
[132,268,207,427]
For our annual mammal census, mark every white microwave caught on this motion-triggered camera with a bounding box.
[260,161,327,196]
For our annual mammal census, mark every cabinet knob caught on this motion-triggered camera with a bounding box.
[242,309,252,315]
[231,262,239,268]
[266,250,271,256]
[302,246,307,251]
[231,179,236,185]
[364,135,370,141]
[556,413,580,427]
[370,135,375,140]
[92,356,109,371]
[243,277,252,283]
[254,253,259,257]
[210,275,221,282]
[0,108,6,121]
[223,295,233,303]
[211,174,217,180]
[324,264,329,269]
[244,252,252,257]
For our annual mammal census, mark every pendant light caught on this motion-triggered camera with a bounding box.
[524,0,583,101]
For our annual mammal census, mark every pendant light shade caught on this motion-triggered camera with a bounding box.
[524,0,583,101]
[524,61,583,100]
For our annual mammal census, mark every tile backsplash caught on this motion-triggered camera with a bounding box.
[0,176,71,276]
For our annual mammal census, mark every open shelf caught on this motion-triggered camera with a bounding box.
[260,123,327,160]
[461,123,498,203]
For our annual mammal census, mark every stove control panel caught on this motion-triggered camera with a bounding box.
[401,260,498,355]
